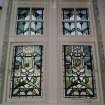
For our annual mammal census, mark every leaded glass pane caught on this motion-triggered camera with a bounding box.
[63,45,96,97]
[76,22,89,35]
[16,21,30,35]
[63,22,75,36]
[31,8,43,21]
[76,8,89,21]
[11,45,43,96]
[17,8,30,20]
[63,9,75,21]
[30,22,43,35]
[63,8,90,36]
[16,8,44,35]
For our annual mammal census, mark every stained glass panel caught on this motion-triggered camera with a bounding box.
[30,22,43,35]
[16,21,30,35]
[31,8,43,21]
[76,8,89,21]
[11,45,43,96]
[63,9,75,21]
[63,8,90,36]
[17,8,30,20]
[63,22,75,36]
[16,8,44,35]
[76,22,89,35]
[63,45,96,97]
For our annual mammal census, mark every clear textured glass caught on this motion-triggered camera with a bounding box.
[63,45,96,97]
[11,45,43,96]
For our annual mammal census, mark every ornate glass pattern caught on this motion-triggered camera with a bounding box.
[11,45,43,96]
[63,8,90,36]
[16,8,44,35]
[63,45,96,97]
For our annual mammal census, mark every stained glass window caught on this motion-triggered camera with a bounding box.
[63,45,96,97]
[16,8,44,35]
[11,45,43,96]
[63,8,90,36]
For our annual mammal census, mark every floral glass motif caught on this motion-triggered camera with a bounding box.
[11,45,43,96]
[63,8,89,36]
[63,45,96,97]
[16,8,44,35]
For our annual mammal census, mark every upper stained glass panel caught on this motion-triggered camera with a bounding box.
[11,45,43,97]
[63,8,90,36]
[16,8,44,35]
[63,45,96,97]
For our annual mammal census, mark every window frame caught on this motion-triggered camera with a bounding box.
[9,1,48,39]
[16,7,44,36]
[62,8,90,36]
[58,42,100,103]
[3,1,48,103]
[2,0,104,104]
[58,2,95,39]
[57,2,103,104]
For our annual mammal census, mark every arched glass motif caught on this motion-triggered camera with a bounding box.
[16,8,44,35]
[63,8,89,36]
[63,45,96,97]
[11,45,43,96]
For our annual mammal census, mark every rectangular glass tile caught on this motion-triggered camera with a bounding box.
[63,22,76,36]
[31,8,43,21]
[76,8,89,21]
[30,22,43,35]
[16,21,30,35]
[17,8,30,20]
[76,22,90,35]
[63,45,96,97]
[11,45,43,97]
[63,8,75,21]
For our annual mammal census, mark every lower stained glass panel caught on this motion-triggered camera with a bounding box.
[63,45,96,97]
[11,45,43,97]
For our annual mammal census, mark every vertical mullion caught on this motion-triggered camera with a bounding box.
[74,8,77,36]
